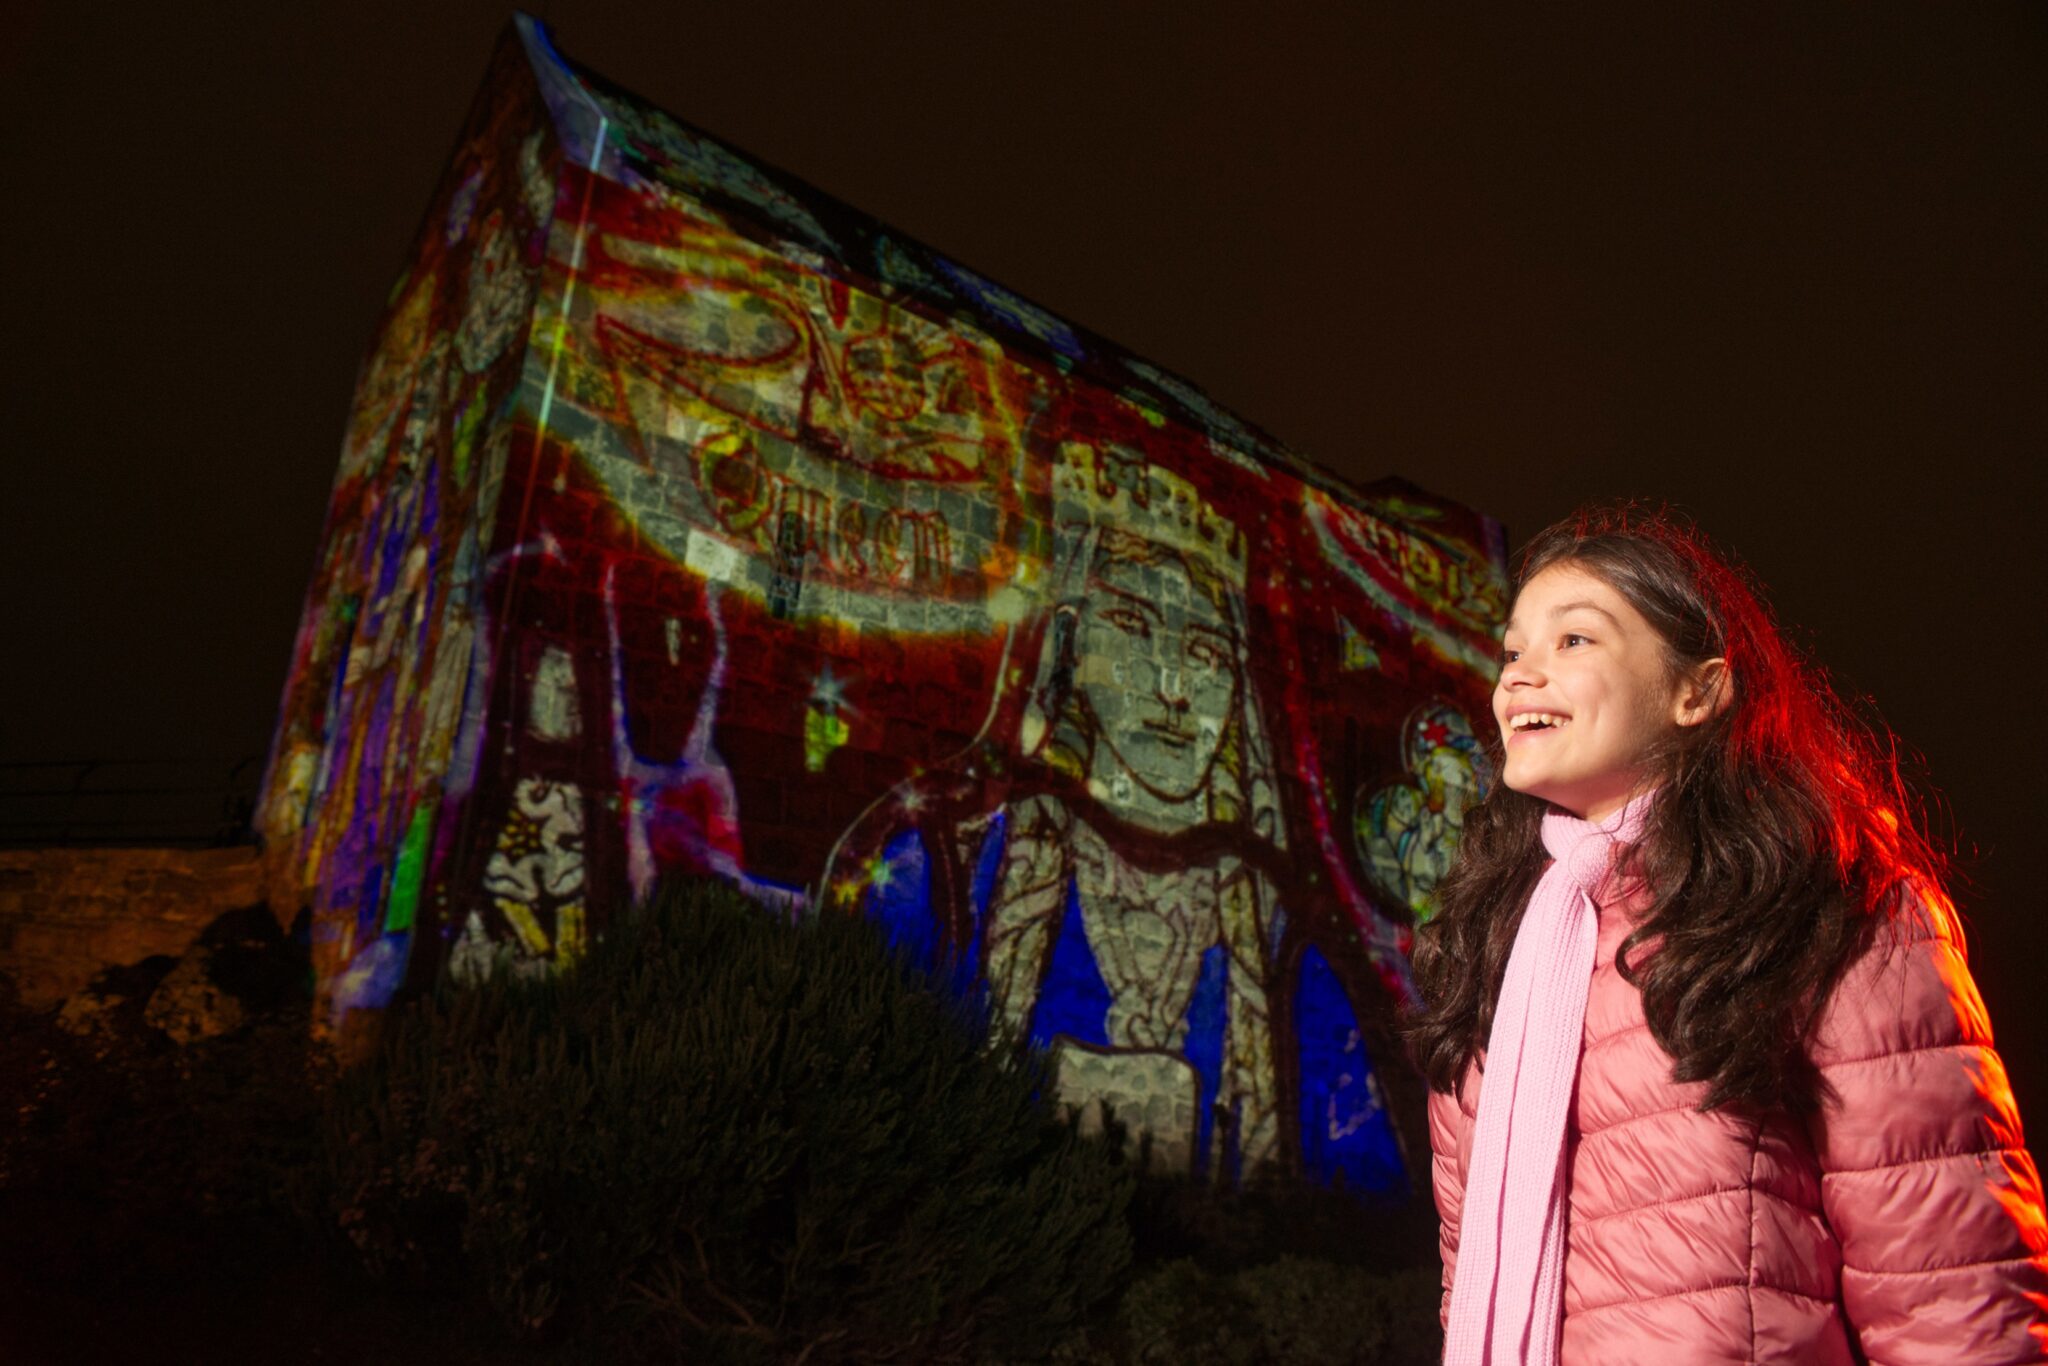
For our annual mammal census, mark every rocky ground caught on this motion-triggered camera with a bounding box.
[0,906,565,1365]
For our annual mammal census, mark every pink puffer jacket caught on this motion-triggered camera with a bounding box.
[1429,870,2048,1364]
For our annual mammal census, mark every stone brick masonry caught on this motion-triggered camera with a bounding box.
[0,847,270,1009]
[251,17,1510,1191]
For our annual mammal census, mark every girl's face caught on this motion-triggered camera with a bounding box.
[1492,562,1710,823]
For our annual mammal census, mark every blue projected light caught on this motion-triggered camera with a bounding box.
[1183,943,1229,1174]
[960,810,1011,987]
[1295,946,1407,1196]
[1028,882,1113,1048]
[874,816,1407,1194]
[865,829,936,973]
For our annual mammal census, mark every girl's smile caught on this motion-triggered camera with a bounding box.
[1504,708,1572,736]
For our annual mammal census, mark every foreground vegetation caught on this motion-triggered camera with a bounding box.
[0,881,1440,1364]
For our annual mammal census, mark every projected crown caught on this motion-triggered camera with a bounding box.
[1053,440,1248,587]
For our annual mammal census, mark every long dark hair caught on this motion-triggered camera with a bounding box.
[1408,503,1949,1115]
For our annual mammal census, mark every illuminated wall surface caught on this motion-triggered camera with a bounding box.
[260,17,1507,1194]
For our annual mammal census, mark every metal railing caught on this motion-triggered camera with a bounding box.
[0,757,262,849]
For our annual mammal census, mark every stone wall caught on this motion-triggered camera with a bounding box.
[254,18,1510,1193]
[0,846,269,1009]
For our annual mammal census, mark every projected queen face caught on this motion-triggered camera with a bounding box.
[1075,536,1239,808]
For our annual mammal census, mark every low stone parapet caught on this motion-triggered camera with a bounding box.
[0,846,270,1009]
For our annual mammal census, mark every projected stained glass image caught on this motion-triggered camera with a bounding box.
[259,16,1510,1193]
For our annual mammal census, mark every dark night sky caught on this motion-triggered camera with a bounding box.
[4,5,2043,1121]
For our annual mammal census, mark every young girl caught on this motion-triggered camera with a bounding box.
[1409,505,2047,1364]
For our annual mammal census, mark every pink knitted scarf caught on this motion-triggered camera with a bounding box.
[1443,790,1656,1366]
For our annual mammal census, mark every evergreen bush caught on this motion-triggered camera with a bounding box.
[1124,1169,1440,1276]
[1100,1256,1439,1366]
[324,877,1134,1363]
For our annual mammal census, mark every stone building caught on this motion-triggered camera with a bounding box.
[258,15,1507,1195]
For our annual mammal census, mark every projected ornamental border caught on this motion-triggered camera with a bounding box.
[259,16,1507,1195]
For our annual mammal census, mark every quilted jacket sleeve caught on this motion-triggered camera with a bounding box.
[1428,1078,1469,1330]
[1807,895,2048,1364]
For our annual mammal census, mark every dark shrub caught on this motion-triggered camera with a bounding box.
[324,877,1134,1363]
[1105,1256,1439,1366]
[1037,1160,1444,1364]
[1124,1169,1440,1276]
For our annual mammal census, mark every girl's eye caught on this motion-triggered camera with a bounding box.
[1500,648,1521,665]
[1560,633,1590,649]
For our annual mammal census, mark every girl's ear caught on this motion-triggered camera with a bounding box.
[1674,657,1733,727]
